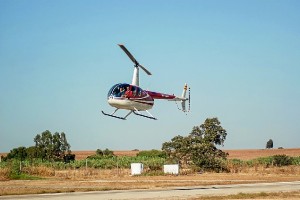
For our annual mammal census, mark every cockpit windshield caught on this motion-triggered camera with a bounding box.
[107,83,147,99]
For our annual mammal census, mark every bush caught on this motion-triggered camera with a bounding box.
[272,154,292,166]
[256,157,273,167]
[292,157,300,165]
[8,160,21,178]
[137,150,167,158]
[64,154,75,163]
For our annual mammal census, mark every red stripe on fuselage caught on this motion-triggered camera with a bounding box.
[131,100,154,106]
[145,90,176,100]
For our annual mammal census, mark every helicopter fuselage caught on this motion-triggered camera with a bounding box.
[107,83,178,111]
[107,83,154,111]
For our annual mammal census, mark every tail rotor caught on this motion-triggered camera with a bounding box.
[176,83,191,113]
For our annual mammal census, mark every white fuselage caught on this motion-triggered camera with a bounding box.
[108,96,154,111]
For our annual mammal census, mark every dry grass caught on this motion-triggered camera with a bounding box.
[1,169,300,196]
[191,191,300,199]
[22,166,55,177]
[0,168,9,181]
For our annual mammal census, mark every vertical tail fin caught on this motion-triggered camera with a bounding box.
[181,83,187,112]
[172,83,190,113]
[181,83,190,113]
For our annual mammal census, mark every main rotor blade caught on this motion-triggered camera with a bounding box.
[139,64,152,75]
[118,44,138,65]
[118,44,152,75]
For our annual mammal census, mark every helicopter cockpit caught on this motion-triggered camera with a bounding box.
[107,83,147,99]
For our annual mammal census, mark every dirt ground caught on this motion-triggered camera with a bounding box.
[225,148,300,160]
[71,148,300,160]
[2,148,300,161]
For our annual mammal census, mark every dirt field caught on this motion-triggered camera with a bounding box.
[2,148,300,161]
[225,148,300,160]
[71,148,300,160]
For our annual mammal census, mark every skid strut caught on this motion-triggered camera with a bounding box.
[133,108,157,120]
[101,109,133,120]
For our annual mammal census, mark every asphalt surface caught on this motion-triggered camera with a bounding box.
[1,181,300,200]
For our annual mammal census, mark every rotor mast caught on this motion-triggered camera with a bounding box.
[132,66,139,86]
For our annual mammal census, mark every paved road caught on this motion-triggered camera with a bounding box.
[1,181,300,200]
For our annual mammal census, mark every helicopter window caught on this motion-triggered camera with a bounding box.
[131,86,137,97]
[107,84,119,98]
[135,87,143,97]
[108,83,130,97]
[108,84,147,98]
[136,87,140,97]
[131,86,145,98]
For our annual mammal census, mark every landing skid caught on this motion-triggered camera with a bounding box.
[133,109,157,120]
[133,111,157,120]
[101,111,127,120]
[102,108,157,120]
[101,109,133,120]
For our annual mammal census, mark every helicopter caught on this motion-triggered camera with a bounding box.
[101,44,190,120]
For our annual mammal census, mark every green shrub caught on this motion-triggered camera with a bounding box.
[292,156,300,165]
[272,154,292,166]
[137,150,167,158]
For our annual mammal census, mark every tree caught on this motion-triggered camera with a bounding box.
[162,135,192,166]
[266,139,273,149]
[60,132,71,154]
[5,146,27,161]
[4,130,71,161]
[88,148,114,159]
[103,148,114,157]
[34,130,53,160]
[96,149,103,156]
[162,118,228,172]
[26,146,37,160]
[34,130,71,161]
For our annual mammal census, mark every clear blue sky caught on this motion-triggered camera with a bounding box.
[1,0,299,152]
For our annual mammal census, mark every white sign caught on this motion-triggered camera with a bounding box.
[131,163,143,175]
[164,164,179,175]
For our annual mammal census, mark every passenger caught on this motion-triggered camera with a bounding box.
[117,87,125,97]
[125,86,133,98]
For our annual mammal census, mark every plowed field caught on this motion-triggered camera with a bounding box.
[1,148,300,161]
[72,148,300,160]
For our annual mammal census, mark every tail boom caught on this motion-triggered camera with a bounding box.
[145,83,190,113]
